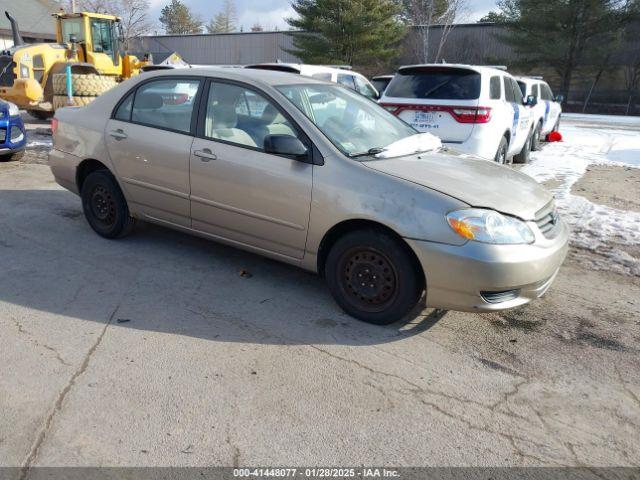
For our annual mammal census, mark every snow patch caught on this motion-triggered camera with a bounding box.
[521,118,640,276]
[375,132,442,158]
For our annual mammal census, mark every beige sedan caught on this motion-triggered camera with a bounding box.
[49,68,568,325]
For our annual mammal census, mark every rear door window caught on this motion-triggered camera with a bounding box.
[385,67,481,100]
[130,78,201,134]
[490,76,501,99]
[504,77,516,103]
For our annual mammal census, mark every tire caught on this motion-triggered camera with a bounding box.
[53,95,97,110]
[531,121,543,151]
[27,110,53,121]
[52,73,117,96]
[81,170,136,239]
[325,229,423,325]
[513,129,532,164]
[0,150,24,162]
[494,136,508,164]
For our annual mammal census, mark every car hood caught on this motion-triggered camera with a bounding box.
[363,150,552,221]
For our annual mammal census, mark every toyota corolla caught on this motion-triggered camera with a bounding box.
[49,68,569,325]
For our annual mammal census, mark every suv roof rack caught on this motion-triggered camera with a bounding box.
[483,65,508,71]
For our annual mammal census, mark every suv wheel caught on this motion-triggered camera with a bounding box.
[494,136,508,164]
[325,229,423,325]
[531,122,543,151]
[513,130,532,164]
[81,170,135,239]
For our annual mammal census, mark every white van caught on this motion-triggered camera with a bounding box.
[245,63,379,100]
[379,64,535,163]
[516,76,562,150]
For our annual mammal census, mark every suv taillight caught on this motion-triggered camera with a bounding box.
[51,117,58,135]
[379,104,492,124]
[450,107,492,124]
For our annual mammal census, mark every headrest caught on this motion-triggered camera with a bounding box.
[211,104,238,128]
[136,93,163,110]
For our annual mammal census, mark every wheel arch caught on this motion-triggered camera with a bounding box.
[316,218,426,290]
[76,158,111,193]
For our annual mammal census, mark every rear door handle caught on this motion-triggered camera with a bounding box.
[109,129,128,140]
[194,149,217,162]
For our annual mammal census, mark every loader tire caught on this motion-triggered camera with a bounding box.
[53,95,97,110]
[52,74,117,96]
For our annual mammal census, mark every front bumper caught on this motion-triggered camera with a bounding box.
[0,115,27,155]
[406,219,569,312]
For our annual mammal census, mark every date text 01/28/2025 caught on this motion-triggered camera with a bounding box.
[233,468,400,477]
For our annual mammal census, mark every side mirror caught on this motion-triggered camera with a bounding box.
[555,94,564,103]
[264,134,309,160]
[525,95,537,107]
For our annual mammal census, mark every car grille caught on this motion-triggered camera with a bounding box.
[535,201,560,238]
[0,57,16,87]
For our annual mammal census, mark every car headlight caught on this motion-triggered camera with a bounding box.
[8,102,20,117]
[446,209,535,245]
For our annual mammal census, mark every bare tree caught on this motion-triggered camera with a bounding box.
[65,0,152,45]
[403,0,468,63]
[207,0,238,33]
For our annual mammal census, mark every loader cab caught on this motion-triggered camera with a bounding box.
[55,12,122,74]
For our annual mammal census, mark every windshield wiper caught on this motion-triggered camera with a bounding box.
[349,147,386,158]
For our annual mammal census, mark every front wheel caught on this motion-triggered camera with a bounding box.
[81,170,135,239]
[494,136,508,164]
[325,229,423,325]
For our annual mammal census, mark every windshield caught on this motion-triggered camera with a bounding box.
[61,18,85,43]
[276,84,417,157]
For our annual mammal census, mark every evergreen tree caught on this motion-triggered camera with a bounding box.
[159,0,203,34]
[488,0,635,99]
[286,0,405,66]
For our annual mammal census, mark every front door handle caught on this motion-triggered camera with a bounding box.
[194,148,217,162]
[109,129,128,140]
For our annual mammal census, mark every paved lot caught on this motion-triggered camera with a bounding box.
[1,114,639,470]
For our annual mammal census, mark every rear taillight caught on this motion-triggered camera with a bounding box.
[379,103,491,124]
[51,117,58,135]
[450,107,491,124]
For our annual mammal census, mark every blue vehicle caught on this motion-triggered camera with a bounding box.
[0,100,27,161]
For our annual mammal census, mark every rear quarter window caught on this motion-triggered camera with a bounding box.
[385,67,481,100]
[490,76,501,99]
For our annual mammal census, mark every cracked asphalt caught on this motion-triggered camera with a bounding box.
[0,115,639,470]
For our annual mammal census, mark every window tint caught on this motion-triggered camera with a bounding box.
[354,75,378,99]
[205,82,300,152]
[385,67,481,100]
[114,92,133,121]
[371,78,391,94]
[532,84,540,99]
[131,79,200,133]
[490,76,501,99]
[311,73,332,81]
[504,77,516,102]
[337,74,356,90]
[540,84,554,101]
[517,81,526,97]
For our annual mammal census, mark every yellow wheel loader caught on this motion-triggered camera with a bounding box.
[0,10,184,118]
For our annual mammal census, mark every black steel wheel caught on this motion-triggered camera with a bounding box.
[325,229,423,325]
[81,170,135,239]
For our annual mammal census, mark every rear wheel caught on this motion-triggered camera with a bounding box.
[531,122,543,151]
[52,73,117,96]
[513,130,532,164]
[494,136,508,164]
[81,170,135,239]
[325,229,423,325]
[53,95,97,110]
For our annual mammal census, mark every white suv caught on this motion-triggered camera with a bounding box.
[516,76,562,151]
[379,64,535,163]
[245,63,379,100]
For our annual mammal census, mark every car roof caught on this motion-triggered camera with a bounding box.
[138,66,327,88]
[397,63,510,76]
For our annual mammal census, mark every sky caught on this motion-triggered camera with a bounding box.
[147,0,499,34]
